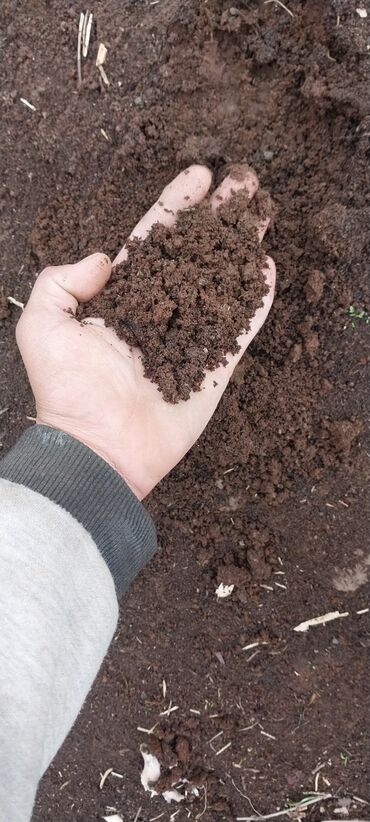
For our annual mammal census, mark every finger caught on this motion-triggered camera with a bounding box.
[211,166,269,242]
[25,253,112,316]
[113,164,212,265]
[210,166,259,212]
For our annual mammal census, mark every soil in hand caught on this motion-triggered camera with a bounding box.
[79,184,272,402]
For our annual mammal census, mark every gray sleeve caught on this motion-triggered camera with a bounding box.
[0,427,157,822]
[0,480,118,821]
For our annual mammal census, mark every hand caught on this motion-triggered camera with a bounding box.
[16,165,275,500]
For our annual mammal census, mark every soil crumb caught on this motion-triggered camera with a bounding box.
[79,186,271,402]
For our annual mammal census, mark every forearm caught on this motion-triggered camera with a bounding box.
[0,427,156,822]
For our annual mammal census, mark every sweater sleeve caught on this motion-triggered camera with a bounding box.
[0,426,156,822]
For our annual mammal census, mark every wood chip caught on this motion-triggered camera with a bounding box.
[96,42,108,66]
[294,611,349,632]
[215,582,234,599]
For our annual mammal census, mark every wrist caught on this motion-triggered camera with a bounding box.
[35,416,145,500]
[0,425,156,596]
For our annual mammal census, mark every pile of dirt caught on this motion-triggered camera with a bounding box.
[79,186,271,402]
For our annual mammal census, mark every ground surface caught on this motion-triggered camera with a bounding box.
[1,1,369,821]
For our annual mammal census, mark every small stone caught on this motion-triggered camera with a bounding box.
[134,95,144,107]
[263,150,274,161]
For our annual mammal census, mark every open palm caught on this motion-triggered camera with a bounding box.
[17,165,275,499]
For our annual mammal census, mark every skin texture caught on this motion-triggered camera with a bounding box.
[16,165,276,499]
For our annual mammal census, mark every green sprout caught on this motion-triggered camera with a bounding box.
[348,305,370,328]
[340,751,350,767]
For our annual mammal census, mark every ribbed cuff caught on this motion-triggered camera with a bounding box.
[0,425,156,598]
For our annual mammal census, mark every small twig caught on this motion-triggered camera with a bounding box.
[239,721,259,733]
[133,807,142,822]
[264,0,295,17]
[215,741,232,756]
[137,722,158,735]
[246,650,260,664]
[159,702,179,717]
[0,408,9,417]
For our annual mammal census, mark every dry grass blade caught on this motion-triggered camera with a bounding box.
[237,793,332,821]
[8,296,24,309]
[98,64,110,86]
[20,97,36,111]
[264,0,295,16]
[83,11,93,58]
[77,12,84,87]
[99,767,113,790]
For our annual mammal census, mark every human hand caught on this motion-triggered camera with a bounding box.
[17,166,275,500]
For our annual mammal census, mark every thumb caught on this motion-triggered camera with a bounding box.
[26,253,112,316]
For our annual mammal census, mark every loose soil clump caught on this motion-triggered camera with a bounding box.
[80,188,271,402]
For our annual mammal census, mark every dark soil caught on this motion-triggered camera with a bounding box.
[0,1,369,821]
[80,186,270,402]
